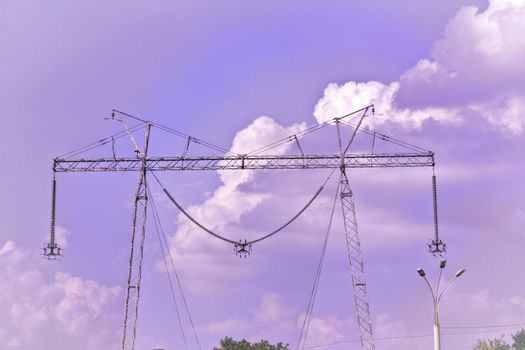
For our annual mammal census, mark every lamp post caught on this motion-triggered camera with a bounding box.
[417,260,466,350]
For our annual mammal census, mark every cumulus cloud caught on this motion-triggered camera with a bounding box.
[0,240,17,255]
[314,0,525,134]
[55,226,71,248]
[293,312,415,349]
[296,314,347,346]
[254,293,290,324]
[446,289,525,323]
[202,293,294,343]
[0,240,122,349]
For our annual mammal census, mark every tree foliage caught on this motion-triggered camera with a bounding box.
[512,329,525,350]
[473,329,525,350]
[214,337,289,350]
[472,337,510,350]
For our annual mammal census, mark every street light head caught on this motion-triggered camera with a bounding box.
[439,259,447,269]
[455,268,466,278]
[417,268,426,277]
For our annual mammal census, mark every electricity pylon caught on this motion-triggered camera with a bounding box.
[45,106,439,350]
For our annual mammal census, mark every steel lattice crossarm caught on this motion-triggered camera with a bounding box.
[53,152,435,172]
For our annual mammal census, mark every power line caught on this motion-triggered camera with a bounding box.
[149,169,333,256]
[247,119,336,156]
[246,106,375,156]
[338,120,430,153]
[57,123,147,159]
[444,327,525,336]
[303,334,432,349]
[303,324,525,349]
[112,109,239,156]
[442,322,525,330]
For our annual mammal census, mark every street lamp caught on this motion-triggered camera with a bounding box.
[417,260,466,350]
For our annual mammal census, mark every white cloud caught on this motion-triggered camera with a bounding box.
[297,314,347,346]
[55,226,70,249]
[313,81,398,123]
[314,0,525,134]
[508,296,525,307]
[0,240,17,255]
[0,240,122,349]
[293,312,415,350]
[446,289,525,320]
[254,293,289,324]
[202,293,294,343]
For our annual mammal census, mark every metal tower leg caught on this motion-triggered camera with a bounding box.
[339,171,375,350]
[121,124,151,350]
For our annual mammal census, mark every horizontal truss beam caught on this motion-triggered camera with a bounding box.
[54,152,434,172]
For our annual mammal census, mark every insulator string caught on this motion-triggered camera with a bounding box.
[50,173,57,245]
[432,168,439,242]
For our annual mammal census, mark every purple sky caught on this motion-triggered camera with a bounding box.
[2,0,525,349]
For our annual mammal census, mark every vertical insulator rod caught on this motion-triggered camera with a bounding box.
[50,173,57,245]
[428,166,446,256]
[432,171,439,242]
[43,171,62,260]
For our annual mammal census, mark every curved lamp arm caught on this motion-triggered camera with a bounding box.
[417,268,436,302]
[438,269,466,303]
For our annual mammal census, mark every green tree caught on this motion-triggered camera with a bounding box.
[512,329,525,350]
[472,336,510,350]
[473,329,525,350]
[214,337,289,350]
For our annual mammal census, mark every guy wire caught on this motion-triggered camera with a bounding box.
[148,185,188,350]
[297,178,341,350]
[148,184,202,350]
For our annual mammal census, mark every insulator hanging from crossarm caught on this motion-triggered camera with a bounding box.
[428,166,446,257]
[181,136,193,158]
[43,170,62,260]
[50,174,56,243]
